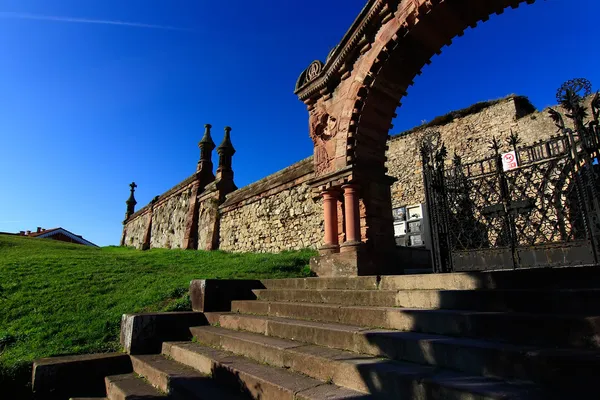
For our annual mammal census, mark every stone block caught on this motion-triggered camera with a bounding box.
[311,245,405,277]
[120,311,207,355]
[189,279,265,312]
[32,353,132,400]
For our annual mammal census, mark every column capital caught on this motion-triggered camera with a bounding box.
[321,189,340,199]
[341,183,360,192]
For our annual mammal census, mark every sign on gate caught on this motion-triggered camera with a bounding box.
[502,151,518,171]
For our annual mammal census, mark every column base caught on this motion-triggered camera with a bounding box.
[318,244,340,256]
[310,245,375,277]
[311,245,412,277]
[340,241,362,253]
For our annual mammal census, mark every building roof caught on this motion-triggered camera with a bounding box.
[25,227,98,247]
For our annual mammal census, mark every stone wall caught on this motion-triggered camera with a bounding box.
[386,95,569,208]
[122,175,198,250]
[122,211,150,249]
[150,185,195,249]
[123,94,581,253]
[218,158,323,253]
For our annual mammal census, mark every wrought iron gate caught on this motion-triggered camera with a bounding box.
[422,80,600,272]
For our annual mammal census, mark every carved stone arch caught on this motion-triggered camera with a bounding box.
[295,0,540,275]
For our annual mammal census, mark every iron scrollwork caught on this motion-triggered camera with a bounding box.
[422,80,600,272]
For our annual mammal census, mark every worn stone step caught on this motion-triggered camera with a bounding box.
[262,267,600,291]
[130,354,249,399]
[392,288,600,314]
[253,288,600,314]
[253,289,398,307]
[69,398,108,400]
[162,341,366,399]
[203,315,600,388]
[379,266,600,290]
[105,373,167,400]
[230,300,600,348]
[261,277,379,291]
[190,325,544,399]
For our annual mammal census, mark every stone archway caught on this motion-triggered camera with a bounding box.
[295,0,538,275]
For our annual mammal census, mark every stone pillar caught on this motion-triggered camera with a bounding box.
[216,126,235,183]
[125,182,137,220]
[185,124,217,250]
[320,190,340,255]
[341,184,361,251]
[195,126,237,251]
[183,182,201,250]
[197,124,216,183]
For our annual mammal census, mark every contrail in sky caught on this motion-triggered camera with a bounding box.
[0,11,193,32]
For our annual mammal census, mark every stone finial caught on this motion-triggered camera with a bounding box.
[125,182,137,220]
[199,124,216,154]
[197,124,216,176]
[217,126,236,156]
[216,126,236,181]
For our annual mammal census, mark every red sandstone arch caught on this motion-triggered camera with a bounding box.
[295,0,538,275]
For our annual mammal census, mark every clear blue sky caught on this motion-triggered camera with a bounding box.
[0,0,598,246]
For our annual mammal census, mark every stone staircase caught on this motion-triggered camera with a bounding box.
[39,269,600,399]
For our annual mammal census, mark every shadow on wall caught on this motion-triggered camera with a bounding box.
[352,269,600,399]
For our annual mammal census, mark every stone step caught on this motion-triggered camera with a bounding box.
[202,315,600,388]
[262,276,379,291]
[161,341,366,399]
[130,354,249,399]
[253,289,398,307]
[252,288,600,314]
[190,325,543,399]
[262,266,600,291]
[105,373,167,400]
[69,398,108,400]
[230,300,600,348]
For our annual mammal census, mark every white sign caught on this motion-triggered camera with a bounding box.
[502,151,518,171]
[393,221,406,237]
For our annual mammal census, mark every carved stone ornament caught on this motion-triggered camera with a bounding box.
[309,103,339,143]
[309,103,340,176]
[307,61,322,81]
[295,60,324,91]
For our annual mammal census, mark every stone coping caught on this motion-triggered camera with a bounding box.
[220,157,314,210]
[389,95,536,140]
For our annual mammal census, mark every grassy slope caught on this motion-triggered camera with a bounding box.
[0,234,315,393]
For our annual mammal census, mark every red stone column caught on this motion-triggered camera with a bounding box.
[341,184,361,247]
[321,190,340,254]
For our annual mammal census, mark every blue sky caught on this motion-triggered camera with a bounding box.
[0,0,598,246]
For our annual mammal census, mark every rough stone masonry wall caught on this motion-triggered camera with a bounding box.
[122,175,198,250]
[150,184,194,249]
[386,95,574,208]
[123,211,150,249]
[218,158,324,253]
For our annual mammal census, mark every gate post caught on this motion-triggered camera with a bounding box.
[420,134,452,273]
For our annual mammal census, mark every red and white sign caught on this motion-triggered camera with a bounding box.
[502,151,518,171]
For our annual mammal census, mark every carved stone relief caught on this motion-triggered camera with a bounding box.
[309,103,341,175]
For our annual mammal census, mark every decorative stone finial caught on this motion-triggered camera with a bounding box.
[125,182,137,220]
[216,126,236,182]
[198,123,216,175]
[217,126,236,156]
[199,124,216,148]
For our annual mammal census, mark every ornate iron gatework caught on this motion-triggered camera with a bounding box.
[422,79,600,272]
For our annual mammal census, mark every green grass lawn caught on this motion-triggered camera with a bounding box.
[0,234,315,396]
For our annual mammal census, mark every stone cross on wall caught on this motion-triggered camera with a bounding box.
[125,182,138,221]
